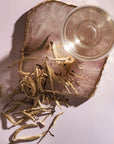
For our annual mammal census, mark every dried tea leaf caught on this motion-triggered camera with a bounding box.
[8,57,39,68]
[38,121,45,128]
[37,99,42,107]
[29,106,53,111]
[18,71,30,76]
[24,34,50,55]
[7,87,21,100]
[64,84,71,94]
[0,84,3,98]
[55,99,61,110]
[6,105,19,114]
[13,124,38,141]
[21,111,36,122]
[29,108,52,116]
[42,113,51,122]
[52,43,62,63]
[37,112,63,144]
[14,117,28,126]
[63,56,75,74]
[64,56,75,64]
[67,81,78,94]
[2,113,15,124]
[13,131,47,142]
[48,112,63,129]
[53,43,62,56]
[45,60,55,91]
[70,72,84,79]
[40,112,63,141]
[35,67,45,92]
[48,57,70,61]
[21,76,36,97]
[15,101,28,107]
[49,131,54,137]
[3,99,13,110]
[13,124,38,139]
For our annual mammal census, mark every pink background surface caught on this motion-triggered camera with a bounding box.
[0,0,114,144]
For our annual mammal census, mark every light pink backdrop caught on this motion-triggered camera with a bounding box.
[0,0,114,144]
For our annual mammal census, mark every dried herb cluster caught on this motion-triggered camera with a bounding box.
[2,37,83,143]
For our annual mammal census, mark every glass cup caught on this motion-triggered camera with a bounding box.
[61,6,114,61]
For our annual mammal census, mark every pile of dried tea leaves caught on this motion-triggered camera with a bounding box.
[2,36,84,143]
